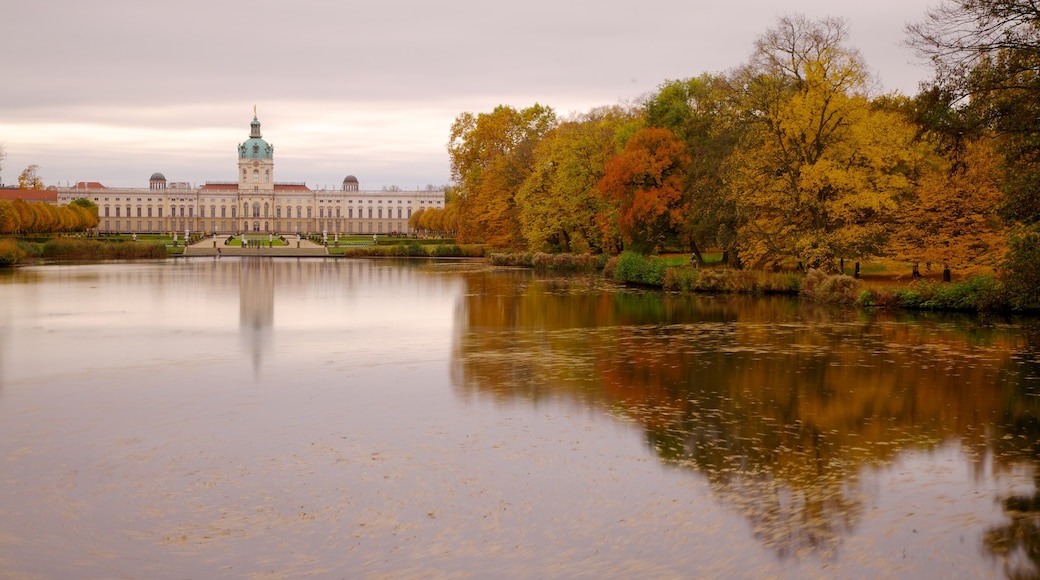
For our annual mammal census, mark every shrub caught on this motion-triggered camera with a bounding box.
[1001,228,1040,310]
[397,242,427,257]
[0,238,28,266]
[893,276,1005,311]
[489,252,533,267]
[529,252,601,273]
[663,267,699,292]
[39,239,165,260]
[613,252,668,286]
[800,269,862,304]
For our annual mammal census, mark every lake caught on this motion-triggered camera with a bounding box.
[1,258,1038,578]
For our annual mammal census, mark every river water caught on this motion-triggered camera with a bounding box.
[1,258,1038,578]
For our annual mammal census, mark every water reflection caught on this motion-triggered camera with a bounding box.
[451,272,1040,566]
[239,258,275,375]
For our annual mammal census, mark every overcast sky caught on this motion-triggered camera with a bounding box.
[0,0,939,191]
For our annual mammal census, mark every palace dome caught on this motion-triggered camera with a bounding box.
[238,115,274,160]
[149,172,166,181]
[343,175,358,184]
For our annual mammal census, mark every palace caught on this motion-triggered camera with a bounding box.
[55,114,445,235]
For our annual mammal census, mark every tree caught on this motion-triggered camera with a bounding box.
[727,16,923,270]
[892,139,1007,275]
[596,127,690,254]
[18,164,43,190]
[515,106,638,253]
[643,74,743,265]
[907,1,1040,223]
[447,104,557,249]
[0,200,20,234]
[69,198,99,230]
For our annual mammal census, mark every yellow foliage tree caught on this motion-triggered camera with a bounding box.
[515,107,638,253]
[18,164,43,190]
[729,16,925,270]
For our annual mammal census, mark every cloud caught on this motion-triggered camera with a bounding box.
[0,0,937,188]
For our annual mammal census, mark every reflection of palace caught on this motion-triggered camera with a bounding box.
[54,113,445,235]
[239,258,275,375]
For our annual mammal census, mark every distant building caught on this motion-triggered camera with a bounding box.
[55,114,444,235]
[0,187,58,203]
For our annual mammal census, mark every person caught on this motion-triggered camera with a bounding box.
[217,248,222,258]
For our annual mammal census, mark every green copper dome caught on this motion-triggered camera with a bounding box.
[238,115,273,160]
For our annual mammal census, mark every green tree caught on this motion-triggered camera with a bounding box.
[447,104,557,249]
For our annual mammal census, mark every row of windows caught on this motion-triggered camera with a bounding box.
[101,220,408,234]
[102,204,418,219]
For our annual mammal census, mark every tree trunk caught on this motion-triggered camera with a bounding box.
[943,266,951,282]
[912,263,922,278]
[854,262,860,279]
[689,239,705,267]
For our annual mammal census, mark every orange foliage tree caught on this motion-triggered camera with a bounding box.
[892,139,1007,275]
[596,127,691,253]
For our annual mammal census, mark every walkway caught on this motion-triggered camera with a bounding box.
[183,237,329,257]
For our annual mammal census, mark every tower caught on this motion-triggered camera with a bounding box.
[238,109,274,193]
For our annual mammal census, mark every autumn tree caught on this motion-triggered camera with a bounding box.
[515,106,638,253]
[596,127,691,254]
[18,164,43,190]
[69,198,99,230]
[643,74,743,265]
[728,16,924,270]
[447,104,556,249]
[892,139,1007,275]
[0,200,19,234]
[907,1,1040,222]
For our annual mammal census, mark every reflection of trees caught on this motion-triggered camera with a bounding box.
[452,272,1030,558]
[983,332,1040,579]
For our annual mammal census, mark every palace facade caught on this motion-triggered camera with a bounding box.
[55,114,445,235]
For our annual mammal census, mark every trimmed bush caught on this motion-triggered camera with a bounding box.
[40,239,166,260]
